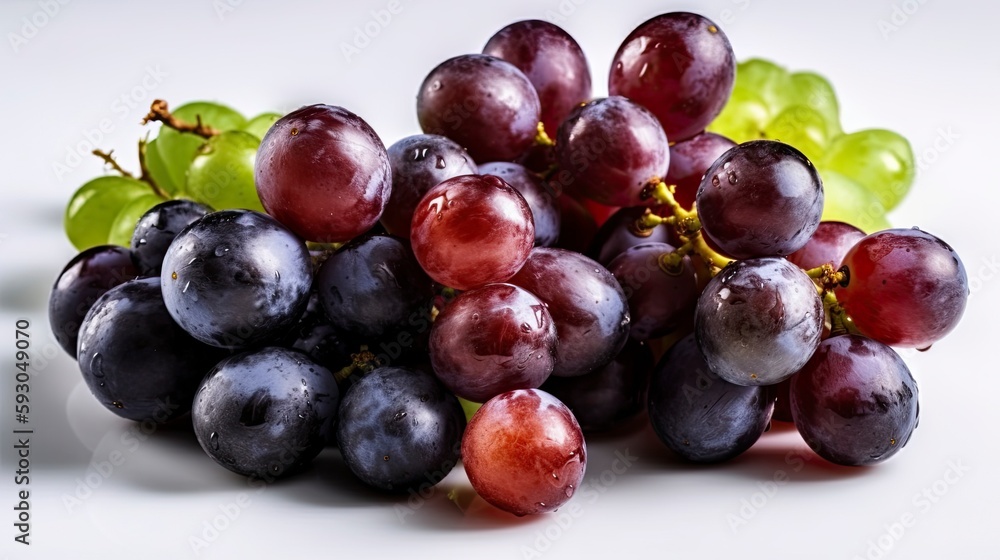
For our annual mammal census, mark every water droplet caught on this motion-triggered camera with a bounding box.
[90,353,105,378]
[210,432,219,450]
[520,322,532,333]
[290,127,299,136]
[420,395,429,402]
[435,155,447,169]
[98,381,105,387]
[393,412,408,421]
[137,238,147,246]
[719,287,730,300]
[565,485,575,498]
[711,175,721,188]
[727,171,738,185]
[472,313,480,321]
[551,472,559,480]
[536,502,546,508]
[274,270,281,281]
[182,281,191,293]
[431,80,442,91]
[111,400,124,409]
[214,245,229,257]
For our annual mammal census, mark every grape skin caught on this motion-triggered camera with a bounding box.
[608,242,698,341]
[131,199,211,277]
[587,206,676,265]
[786,221,866,271]
[479,162,560,247]
[665,132,736,210]
[695,258,823,386]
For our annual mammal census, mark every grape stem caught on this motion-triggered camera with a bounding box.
[534,122,556,147]
[639,180,734,272]
[823,290,860,337]
[92,146,169,199]
[805,263,848,291]
[91,149,132,177]
[333,349,379,383]
[137,137,170,199]
[142,99,221,138]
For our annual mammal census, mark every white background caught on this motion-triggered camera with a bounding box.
[1,0,997,559]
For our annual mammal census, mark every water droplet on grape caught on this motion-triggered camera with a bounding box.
[727,171,738,185]
[214,245,229,257]
[182,281,191,294]
[210,432,219,450]
[111,400,124,409]
[565,486,575,498]
[435,156,447,169]
[431,80,442,91]
[712,175,721,188]
[90,353,105,378]
[393,412,407,421]
[520,322,532,333]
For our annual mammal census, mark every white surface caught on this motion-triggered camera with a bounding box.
[1,0,997,559]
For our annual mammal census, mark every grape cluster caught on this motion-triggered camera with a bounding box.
[50,12,969,518]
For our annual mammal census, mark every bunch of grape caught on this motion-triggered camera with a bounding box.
[63,100,280,250]
[49,11,969,519]
[707,59,915,233]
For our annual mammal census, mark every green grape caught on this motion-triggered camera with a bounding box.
[457,397,482,423]
[142,137,181,195]
[763,105,832,163]
[183,130,262,212]
[243,112,281,140]
[707,86,770,143]
[154,101,246,192]
[820,129,915,211]
[107,193,166,246]
[788,72,841,135]
[735,58,791,114]
[818,169,891,233]
[64,176,153,250]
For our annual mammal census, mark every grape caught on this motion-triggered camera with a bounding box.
[64,176,154,251]
[462,389,586,516]
[192,347,339,478]
[381,134,478,238]
[732,58,791,115]
[510,248,630,377]
[409,175,534,290]
[665,132,737,210]
[243,112,281,140]
[582,199,619,228]
[608,242,698,341]
[49,245,139,357]
[771,377,794,423]
[131,199,212,276]
[696,140,823,259]
[648,334,774,462]
[609,12,735,141]
[695,258,823,386]
[706,86,770,144]
[479,162,560,247]
[791,335,919,466]
[416,54,541,163]
[337,366,466,492]
[554,194,598,253]
[154,101,246,190]
[818,169,890,233]
[77,277,226,421]
[255,104,391,243]
[821,129,915,211]
[787,221,866,271]
[763,105,831,164]
[587,206,676,265]
[429,283,557,403]
[541,339,653,432]
[835,228,968,349]
[787,72,841,133]
[185,130,264,212]
[316,234,434,338]
[160,210,313,349]
[107,193,166,247]
[555,96,670,206]
[483,20,592,135]
[143,137,181,195]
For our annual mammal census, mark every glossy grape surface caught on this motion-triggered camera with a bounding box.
[255,104,391,243]
[416,54,540,163]
[479,162,560,247]
[787,221,866,271]
[131,199,211,276]
[462,389,586,516]
[410,175,534,290]
[791,335,919,466]
[665,132,736,210]
[608,242,698,341]
[429,283,557,403]
[587,206,676,266]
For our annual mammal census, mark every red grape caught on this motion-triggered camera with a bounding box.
[608,242,698,341]
[479,162,560,247]
[787,221,866,270]
[665,131,736,209]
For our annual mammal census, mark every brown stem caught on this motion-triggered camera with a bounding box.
[137,137,169,199]
[142,99,220,138]
[91,149,135,178]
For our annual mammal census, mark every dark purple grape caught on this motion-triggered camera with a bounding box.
[665,132,736,210]
[554,194,598,253]
[256,104,391,243]
[417,54,540,163]
[541,338,653,432]
[695,258,823,386]
[587,206,676,266]
[510,248,630,377]
[483,20,592,135]
[648,334,775,462]
[160,210,312,349]
[430,283,556,403]
[317,235,433,338]
[381,134,478,238]
[791,335,919,466]
[192,347,339,478]
[336,366,465,492]
[130,199,211,276]
[835,228,968,349]
[608,242,698,341]
[410,174,534,290]
[77,277,226,421]
[517,142,557,174]
[555,96,670,206]
[696,140,824,259]
[49,245,138,357]
[479,162,560,246]
[609,12,735,141]
[772,377,794,423]
[787,221,866,270]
